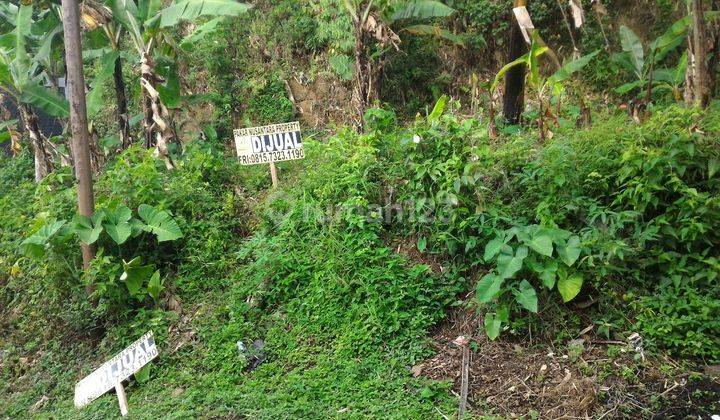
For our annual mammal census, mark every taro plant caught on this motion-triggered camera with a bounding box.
[478,224,584,339]
[22,203,183,304]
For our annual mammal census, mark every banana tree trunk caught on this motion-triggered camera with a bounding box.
[20,105,53,182]
[140,52,175,170]
[113,54,132,149]
[503,0,528,124]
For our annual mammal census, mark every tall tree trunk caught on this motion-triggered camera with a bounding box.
[353,17,368,130]
[685,0,710,108]
[19,105,53,182]
[503,0,528,124]
[113,54,132,149]
[61,0,97,297]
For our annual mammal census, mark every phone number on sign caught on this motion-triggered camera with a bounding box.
[239,148,305,165]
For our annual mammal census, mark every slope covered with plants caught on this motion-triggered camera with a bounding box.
[2,0,720,418]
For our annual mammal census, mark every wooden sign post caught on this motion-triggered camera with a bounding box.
[234,121,305,188]
[74,331,158,417]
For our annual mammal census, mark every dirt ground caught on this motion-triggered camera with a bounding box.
[416,307,720,419]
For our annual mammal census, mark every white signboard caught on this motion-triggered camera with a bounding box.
[234,121,304,166]
[74,331,158,409]
[513,6,536,44]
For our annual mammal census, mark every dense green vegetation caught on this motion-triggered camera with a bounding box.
[2,0,720,418]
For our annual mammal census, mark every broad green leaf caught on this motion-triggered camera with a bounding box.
[650,17,690,63]
[82,47,112,61]
[137,0,163,21]
[403,24,465,46]
[709,159,720,178]
[484,313,501,340]
[614,79,646,95]
[150,0,252,28]
[476,273,503,303]
[611,52,637,75]
[390,0,456,22]
[102,205,133,245]
[496,246,528,279]
[558,272,583,302]
[33,23,62,66]
[121,257,154,297]
[0,3,18,26]
[180,16,227,50]
[20,83,69,118]
[14,3,32,79]
[674,52,688,83]
[147,269,163,302]
[547,50,599,94]
[539,269,556,289]
[87,51,120,117]
[483,236,504,262]
[528,234,553,257]
[22,220,66,258]
[138,204,183,242]
[157,68,181,108]
[558,235,581,267]
[619,25,644,77]
[514,280,538,313]
[110,0,140,30]
[492,52,530,92]
[527,256,558,289]
[427,94,447,123]
[71,212,105,245]
[417,236,427,252]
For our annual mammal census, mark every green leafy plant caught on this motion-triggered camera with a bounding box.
[23,203,182,305]
[107,0,252,167]
[478,224,584,338]
[0,2,69,181]
[612,18,694,99]
[491,31,598,139]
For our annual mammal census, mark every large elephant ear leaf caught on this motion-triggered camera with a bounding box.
[21,219,65,258]
[72,211,105,244]
[138,204,183,242]
[102,205,133,245]
[120,257,154,298]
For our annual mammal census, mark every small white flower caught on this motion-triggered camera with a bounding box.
[412,134,421,144]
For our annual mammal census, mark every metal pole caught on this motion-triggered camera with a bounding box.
[61,0,96,291]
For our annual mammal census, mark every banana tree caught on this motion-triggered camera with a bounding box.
[80,0,133,150]
[342,0,459,127]
[492,31,597,141]
[0,2,70,182]
[613,19,693,101]
[109,0,251,169]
